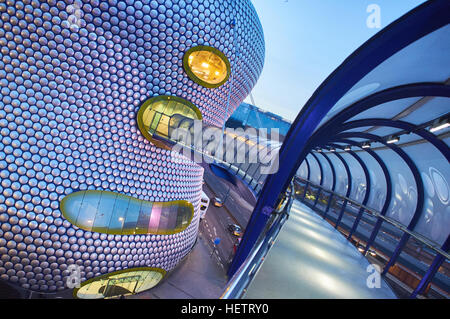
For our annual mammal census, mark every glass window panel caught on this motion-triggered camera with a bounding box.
[158,204,170,231]
[92,192,117,233]
[108,195,131,234]
[156,114,170,137]
[149,112,162,133]
[340,152,367,203]
[306,154,321,185]
[136,201,152,234]
[329,153,349,196]
[375,148,418,226]
[76,191,100,232]
[402,140,450,246]
[148,204,161,233]
[142,108,155,128]
[122,198,141,234]
[187,49,228,85]
[164,204,177,231]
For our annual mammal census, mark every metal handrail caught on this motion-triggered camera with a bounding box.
[295,176,450,260]
[221,181,295,299]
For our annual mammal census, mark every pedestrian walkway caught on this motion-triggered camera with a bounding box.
[243,201,397,298]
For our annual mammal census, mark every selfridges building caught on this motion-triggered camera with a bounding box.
[0,0,265,298]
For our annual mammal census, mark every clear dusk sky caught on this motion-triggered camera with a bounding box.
[244,0,426,122]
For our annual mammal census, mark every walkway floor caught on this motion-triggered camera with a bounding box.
[243,201,397,299]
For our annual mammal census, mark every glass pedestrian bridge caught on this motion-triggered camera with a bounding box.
[223,1,450,299]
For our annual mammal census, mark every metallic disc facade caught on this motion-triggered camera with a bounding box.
[0,0,265,293]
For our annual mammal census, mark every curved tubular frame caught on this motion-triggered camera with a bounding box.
[291,119,447,283]
[309,152,325,208]
[337,119,450,162]
[228,0,450,277]
[332,131,424,276]
[310,152,324,186]
[329,151,352,229]
[318,152,337,191]
[317,151,337,217]
[329,138,393,256]
[314,83,450,136]
[326,147,371,240]
[301,157,311,201]
[411,235,450,298]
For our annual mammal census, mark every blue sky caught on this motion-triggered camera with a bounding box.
[244,0,426,122]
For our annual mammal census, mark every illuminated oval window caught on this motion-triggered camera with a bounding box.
[137,95,203,150]
[74,267,166,299]
[183,46,231,88]
[60,190,194,235]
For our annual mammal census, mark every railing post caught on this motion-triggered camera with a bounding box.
[347,207,365,240]
[313,188,322,208]
[323,192,333,219]
[410,236,449,299]
[335,199,348,229]
[301,182,309,202]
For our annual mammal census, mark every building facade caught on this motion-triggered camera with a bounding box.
[0,0,264,297]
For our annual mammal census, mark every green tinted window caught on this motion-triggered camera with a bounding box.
[60,190,194,235]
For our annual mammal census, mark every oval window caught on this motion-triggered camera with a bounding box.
[60,190,194,235]
[183,46,231,88]
[137,95,203,150]
[74,267,166,299]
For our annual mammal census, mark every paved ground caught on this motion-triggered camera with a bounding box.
[128,233,228,299]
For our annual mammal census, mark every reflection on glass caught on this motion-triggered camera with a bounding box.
[137,96,202,150]
[60,190,194,235]
[75,268,166,299]
[184,47,230,87]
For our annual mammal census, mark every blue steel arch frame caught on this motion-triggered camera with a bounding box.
[308,129,425,279]
[309,152,324,207]
[328,151,352,230]
[329,131,425,276]
[326,147,371,240]
[228,0,450,277]
[336,119,450,162]
[301,157,312,202]
[313,82,450,137]
[317,151,337,217]
[411,235,450,298]
[309,152,324,186]
[318,151,337,192]
[327,138,393,256]
[308,114,450,253]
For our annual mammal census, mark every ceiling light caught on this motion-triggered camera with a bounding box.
[362,142,371,149]
[386,135,400,144]
[329,147,336,152]
[344,146,351,151]
[430,117,450,133]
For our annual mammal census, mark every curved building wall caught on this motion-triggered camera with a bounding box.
[0,0,265,294]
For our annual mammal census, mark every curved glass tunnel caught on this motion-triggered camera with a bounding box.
[137,100,281,196]
[226,1,450,299]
